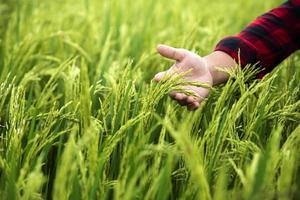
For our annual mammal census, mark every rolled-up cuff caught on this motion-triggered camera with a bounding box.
[214,36,259,68]
[214,36,267,78]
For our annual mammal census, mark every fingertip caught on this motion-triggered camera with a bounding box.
[156,44,166,53]
[153,74,160,82]
[187,101,199,111]
[169,91,177,99]
[186,96,195,104]
[175,93,187,101]
[153,72,165,82]
[193,101,200,108]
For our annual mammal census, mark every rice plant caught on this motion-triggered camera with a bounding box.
[0,0,299,199]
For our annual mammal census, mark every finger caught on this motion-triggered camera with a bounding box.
[187,101,200,111]
[169,91,177,99]
[169,92,185,103]
[176,97,189,106]
[153,71,167,82]
[183,85,206,102]
[175,93,187,101]
[157,44,185,61]
[175,93,189,106]
[186,96,196,104]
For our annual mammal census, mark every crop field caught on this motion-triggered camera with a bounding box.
[0,0,299,199]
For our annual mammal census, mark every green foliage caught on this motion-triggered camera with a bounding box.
[0,0,299,199]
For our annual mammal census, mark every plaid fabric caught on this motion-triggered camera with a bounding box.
[215,0,300,78]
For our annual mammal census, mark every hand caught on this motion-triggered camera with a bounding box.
[153,44,213,111]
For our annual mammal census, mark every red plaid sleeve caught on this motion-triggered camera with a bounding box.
[215,0,300,78]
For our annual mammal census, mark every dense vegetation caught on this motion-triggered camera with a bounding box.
[0,0,299,199]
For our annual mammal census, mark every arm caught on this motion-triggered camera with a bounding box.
[214,0,300,79]
[154,0,300,110]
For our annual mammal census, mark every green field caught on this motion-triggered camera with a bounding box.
[0,0,299,199]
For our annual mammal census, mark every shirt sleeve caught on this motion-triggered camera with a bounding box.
[215,0,300,78]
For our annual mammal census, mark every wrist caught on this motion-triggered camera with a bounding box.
[203,51,236,86]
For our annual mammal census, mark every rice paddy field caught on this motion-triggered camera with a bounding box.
[0,0,299,199]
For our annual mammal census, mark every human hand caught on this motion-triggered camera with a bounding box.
[153,44,213,110]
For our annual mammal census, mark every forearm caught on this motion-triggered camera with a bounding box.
[203,51,236,86]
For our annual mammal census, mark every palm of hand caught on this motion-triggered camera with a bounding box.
[154,45,213,110]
